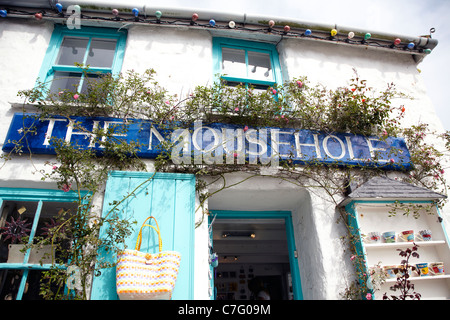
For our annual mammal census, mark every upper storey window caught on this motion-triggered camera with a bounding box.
[213,37,283,90]
[37,25,127,95]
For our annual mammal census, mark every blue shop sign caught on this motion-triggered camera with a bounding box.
[2,113,412,170]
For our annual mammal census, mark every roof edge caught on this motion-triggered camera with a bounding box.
[0,0,438,52]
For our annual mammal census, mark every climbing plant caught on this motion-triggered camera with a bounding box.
[1,67,448,299]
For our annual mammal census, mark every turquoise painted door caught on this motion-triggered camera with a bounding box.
[90,171,195,300]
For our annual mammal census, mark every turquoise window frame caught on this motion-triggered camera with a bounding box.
[212,37,283,89]
[36,24,127,94]
[0,187,89,300]
[208,210,303,300]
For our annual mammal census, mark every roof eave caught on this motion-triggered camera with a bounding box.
[0,0,438,57]
[338,195,446,208]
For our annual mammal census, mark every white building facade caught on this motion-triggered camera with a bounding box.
[0,1,448,300]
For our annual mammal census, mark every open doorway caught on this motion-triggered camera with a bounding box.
[210,211,302,300]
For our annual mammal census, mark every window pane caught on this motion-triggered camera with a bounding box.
[1,201,37,262]
[85,38,117,68]
[35,201,78,241]
[21,270,50,300]
[248,51,273,81]
[0,201,38,264]
[223,81,243,88]
[35,201,77,264]
[49,72,81,93]
[80,73,102,94]
[0,269,61,300]
[222,47,246,78]
[56,37,89,66]
[250,83,271,94]
[0,269,23,300]
[0,200,77,264]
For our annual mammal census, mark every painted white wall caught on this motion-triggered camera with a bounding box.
[279,38,444,132]
[0,20,53,110]
[121,25,213,96]
[0,20,55,188]
[0,19,448,300]
[279,38,450,275]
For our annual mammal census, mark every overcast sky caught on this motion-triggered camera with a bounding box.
[148,0,450,131]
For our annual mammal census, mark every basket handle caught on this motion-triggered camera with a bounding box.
[135,216,162,252]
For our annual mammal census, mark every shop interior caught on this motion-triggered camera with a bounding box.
[212,218,293,300]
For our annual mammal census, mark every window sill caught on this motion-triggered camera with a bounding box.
[9,101,41,111]
[0,263,65,270]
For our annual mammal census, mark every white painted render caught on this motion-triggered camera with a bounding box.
[0,18,448,299]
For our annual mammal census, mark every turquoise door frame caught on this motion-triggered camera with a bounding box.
[209,210,303,300]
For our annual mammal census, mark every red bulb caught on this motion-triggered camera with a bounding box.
[394,38,401,45]
[284,25,290,32]
[192,13,199,21]
[35,12,43,20]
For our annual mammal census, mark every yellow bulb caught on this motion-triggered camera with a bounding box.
[331,29,337,36]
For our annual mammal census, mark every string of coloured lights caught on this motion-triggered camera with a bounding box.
[0,5,434,55]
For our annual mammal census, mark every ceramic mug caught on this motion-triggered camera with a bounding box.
[417,229,432,241]
[396,265,416,277]
[383,265,397,279]
[367,231,381,243]
[399,230,414,242]
[416,263,429,276]
[382,231,396,243]
[429,262,445,275]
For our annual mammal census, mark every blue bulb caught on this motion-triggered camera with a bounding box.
[304,29,312,36]
[407,42,415,49]
[132,8,139,17]
[209,19,216,27]
[0,10,7,18]
[55,3,63,13]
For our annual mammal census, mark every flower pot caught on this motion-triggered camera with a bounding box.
[7,244,55,264]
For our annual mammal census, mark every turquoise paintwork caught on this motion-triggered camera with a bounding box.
[36,24,127,93]
[90,171,195,300]
[212,37,283,88]
[0,187,89,300]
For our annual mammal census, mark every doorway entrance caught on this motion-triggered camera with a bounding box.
[209,211,302,300]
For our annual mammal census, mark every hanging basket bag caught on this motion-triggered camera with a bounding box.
[116,216,181,300]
